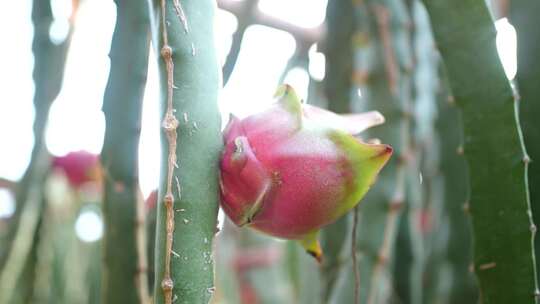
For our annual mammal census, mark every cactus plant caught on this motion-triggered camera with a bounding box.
[0,0,73,269]
[320,1,411,303]
[402,2,441,302]
[435,71,478,303]
[510,0,540,279]
[327,0,414,303]
[100,0,151,302]
[423,0,538,302]
[0,0,75,302]
[147,0,222,303]
[319,0,356,301]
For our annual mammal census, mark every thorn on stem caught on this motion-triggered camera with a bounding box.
[462,202,470,214]
[161,278,173,291]
[161,45,173,59]
[478,262,496,271]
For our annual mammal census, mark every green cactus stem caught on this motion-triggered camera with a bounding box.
[436,72,478,303]
[319,0,355,301]
[403,2,439,303]
[0,0,74,302]
[358,2,413,303]
[423,0,538,302]
[0,0,73,268]
[100,0,150,302]
[326,0,413,303]
[510,0,540,282]
[221,0,258,86]
[148,0,222,303]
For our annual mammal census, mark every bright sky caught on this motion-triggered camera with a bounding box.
[0,0,516,231]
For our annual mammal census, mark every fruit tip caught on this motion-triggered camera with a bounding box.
[273,83,293,98]
[307,249,323,263]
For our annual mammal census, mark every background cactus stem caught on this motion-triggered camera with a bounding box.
[352,205,360,304]
[100,0,151,301]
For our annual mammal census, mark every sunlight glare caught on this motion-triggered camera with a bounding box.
[258,0,327,28]
[138,48,161,199]
[49,0,72,44]
[219,25,296,121]
[283,67,309,102]
[308,44,325,81]
[0,189,15,219]
[75,208,103,243]
[495,18,517,80]
[215,9,238,68]
[45,0,115,156]
[0,0,34,181]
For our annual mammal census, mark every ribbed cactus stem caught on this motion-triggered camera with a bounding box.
[100,0,150,302]
[320,0,355,301]
[437,75,478,303]
[149,0,222,303]
[405,1,440,302]
[510,0,540,281]
[423,0,539,302]
[364,1,412,303]
[325,0,412,302]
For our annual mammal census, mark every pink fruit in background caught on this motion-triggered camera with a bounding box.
[219,85,392,261]
[52,150,101,188]
[145,189,158,212]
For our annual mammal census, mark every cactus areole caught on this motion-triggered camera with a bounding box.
[219,85,392,260]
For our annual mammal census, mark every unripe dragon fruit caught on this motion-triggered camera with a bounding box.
[219,85,392,261]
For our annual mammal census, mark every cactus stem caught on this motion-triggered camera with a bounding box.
[136,191,150,303]
[367,167,405,304]
[159,0,180,303]
[0,178,15,191]
[367,176,405,304]
[351,205,360,304]
[478,262,496,271]
[372,4,398,96]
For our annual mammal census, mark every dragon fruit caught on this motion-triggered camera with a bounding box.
[219,85,392,261]
[52,150,101,189]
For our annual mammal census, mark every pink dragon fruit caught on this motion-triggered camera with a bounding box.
[52,150,101,189]
[219,85,392,261]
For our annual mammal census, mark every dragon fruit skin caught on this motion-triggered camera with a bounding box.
[52,150,101,189]
[219,85,392,259]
